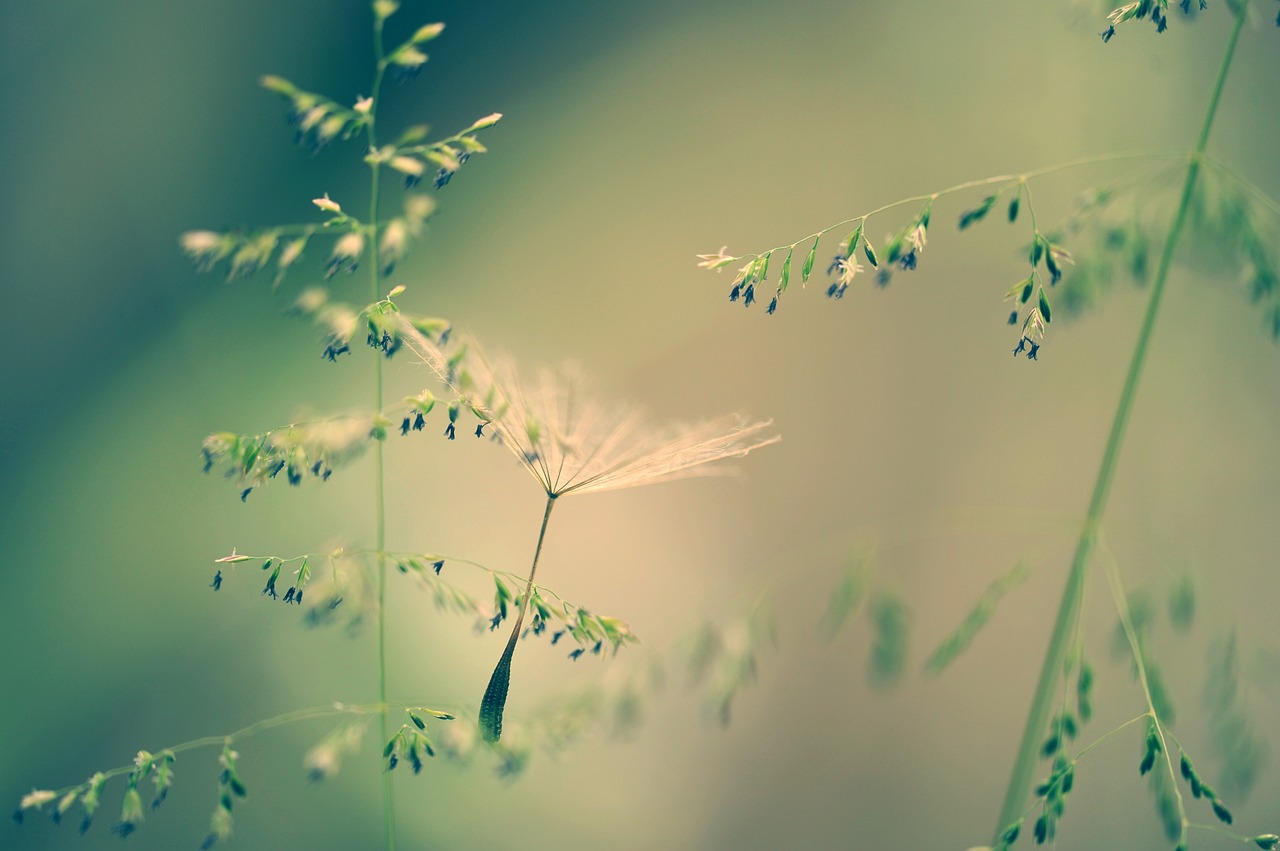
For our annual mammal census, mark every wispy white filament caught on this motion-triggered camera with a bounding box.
[397,320,779,497]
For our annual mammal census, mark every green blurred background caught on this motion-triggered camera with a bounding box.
[2,1,1278,848]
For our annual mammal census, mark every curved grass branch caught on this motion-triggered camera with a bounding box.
[42,704,384,799]
[718,149,1185,265]
[1097,535,1188,844]
[990,4,1248,842]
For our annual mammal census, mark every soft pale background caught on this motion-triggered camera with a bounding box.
[2,1,1278,849]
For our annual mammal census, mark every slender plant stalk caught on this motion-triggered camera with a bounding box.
[737,149,1185,264]
[367,14,394,851]
[479,495,558,742]
[991,5,1248,842]
[1097,535,1189,843]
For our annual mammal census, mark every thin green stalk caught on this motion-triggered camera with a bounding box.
[368,13,393,851]
[738,149,1184,263]
[1097,535,1188,844]
[479,494,558,743]
[46,704,383,796]
[990,6,1247,842]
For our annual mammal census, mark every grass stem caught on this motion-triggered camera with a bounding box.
[368,13,394,851]
[990,5,1248,842]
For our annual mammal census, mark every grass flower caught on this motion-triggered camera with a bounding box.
[696,246,736,271]
[396,320,779,741]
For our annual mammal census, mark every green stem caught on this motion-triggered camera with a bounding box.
[1097,535,1188,843]
[990,6,1246,842]
[45,704,384,796]
[368,13,394,851]
[478,494,558,743]
[737,149,1184,263]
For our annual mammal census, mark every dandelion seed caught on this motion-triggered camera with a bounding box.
[397,324,776,742]
[398,327,779,498]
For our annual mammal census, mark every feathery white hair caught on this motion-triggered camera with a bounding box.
[397,319,779,497]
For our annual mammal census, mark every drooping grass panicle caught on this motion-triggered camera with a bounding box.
[697,151,1196,357]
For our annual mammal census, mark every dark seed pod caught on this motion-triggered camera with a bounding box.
[1034,814,1048,844]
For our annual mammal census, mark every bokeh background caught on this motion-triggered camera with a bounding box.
[2,1,1278,849]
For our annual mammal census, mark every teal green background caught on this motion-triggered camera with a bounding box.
[2,1,1278,849]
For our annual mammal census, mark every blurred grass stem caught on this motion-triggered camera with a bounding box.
[990,4,1248,842]
[368,11,394,851]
